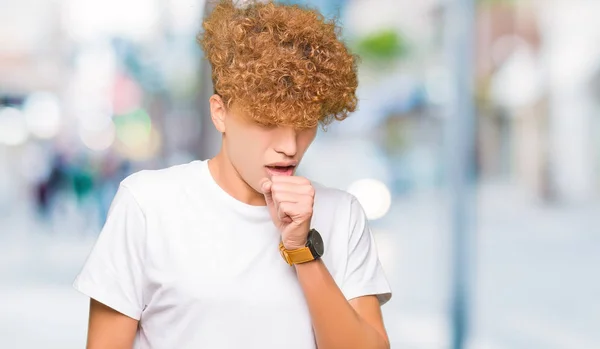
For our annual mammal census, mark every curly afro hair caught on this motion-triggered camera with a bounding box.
[198,0,358,129]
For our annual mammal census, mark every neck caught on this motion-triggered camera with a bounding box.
[208,150,266,206]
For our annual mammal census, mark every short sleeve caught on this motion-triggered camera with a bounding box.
[340,196,392,306]
[73,184,147,320]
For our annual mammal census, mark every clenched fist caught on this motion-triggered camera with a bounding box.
[260,176,315,250]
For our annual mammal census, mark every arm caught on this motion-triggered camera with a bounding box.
[261,176,391,349]
[295,259,390,349]
[73,184,147,348]
[86,299,138,349]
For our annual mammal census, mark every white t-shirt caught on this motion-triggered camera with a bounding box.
[73,160,391,349]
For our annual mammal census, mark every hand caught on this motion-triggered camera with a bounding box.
[261,176,315,250]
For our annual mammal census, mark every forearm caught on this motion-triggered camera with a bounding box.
[294,259,389,349]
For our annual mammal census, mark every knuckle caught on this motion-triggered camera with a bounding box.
[305,185,315,197]
[304,208,313,217]
[296,176,310,184]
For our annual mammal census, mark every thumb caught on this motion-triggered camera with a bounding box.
[260,178,274,207]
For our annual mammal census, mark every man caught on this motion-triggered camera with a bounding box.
[74,1,392,348]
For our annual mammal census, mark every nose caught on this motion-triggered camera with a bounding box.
[272,126,297,157]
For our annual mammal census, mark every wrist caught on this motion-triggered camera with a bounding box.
[279,229,324,266]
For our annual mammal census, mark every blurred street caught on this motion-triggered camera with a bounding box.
[2,181,598,349]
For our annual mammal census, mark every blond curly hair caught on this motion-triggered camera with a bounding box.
[198,0,358,129]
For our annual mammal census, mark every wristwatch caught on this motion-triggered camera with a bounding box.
[279,229,324,265]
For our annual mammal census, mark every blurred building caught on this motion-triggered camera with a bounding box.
[475,0,600,203]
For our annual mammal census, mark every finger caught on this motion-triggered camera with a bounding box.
[270,175,311,185]
[271,191,301,205]
[277,202,294,223]
[271,182,314,196]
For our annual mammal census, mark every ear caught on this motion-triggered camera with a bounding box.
[209,94,227,133]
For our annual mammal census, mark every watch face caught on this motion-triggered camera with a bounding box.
[308,229,324,257]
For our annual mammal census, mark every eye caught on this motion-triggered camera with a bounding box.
[259,123,278,130]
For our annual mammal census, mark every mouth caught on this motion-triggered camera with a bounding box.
[265,163,297,176]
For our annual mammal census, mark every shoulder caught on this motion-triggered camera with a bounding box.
[119,161,199,209]
[312,180,361,217]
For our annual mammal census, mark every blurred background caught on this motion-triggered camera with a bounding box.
[1,0,599,348]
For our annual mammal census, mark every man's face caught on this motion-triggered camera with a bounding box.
[212,96,318,194]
